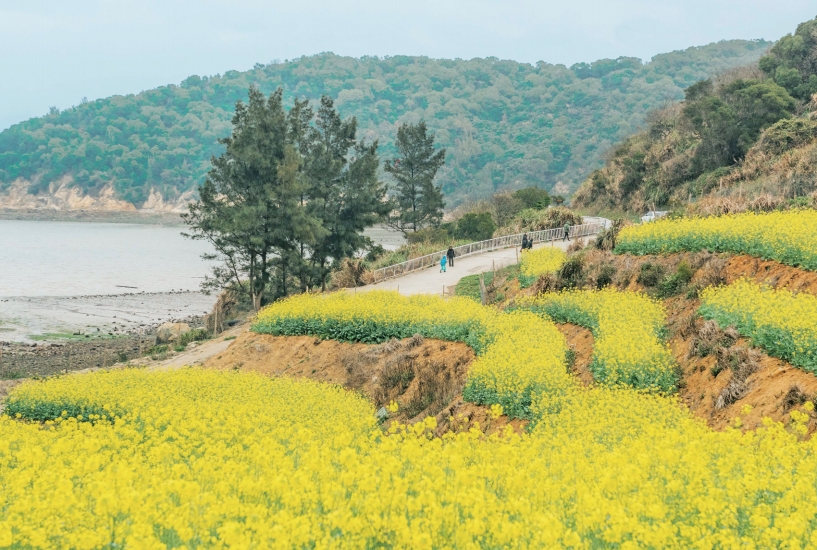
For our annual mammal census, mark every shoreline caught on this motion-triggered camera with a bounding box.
[0,291,217,344]
[0,208,185,226]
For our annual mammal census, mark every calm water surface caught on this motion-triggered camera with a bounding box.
[0,220,215,297]
[0,220,405,298]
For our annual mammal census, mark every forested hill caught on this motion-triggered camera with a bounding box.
[572,17,817,214]
[0,40,771,208]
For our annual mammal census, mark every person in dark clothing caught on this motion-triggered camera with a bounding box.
[446,246,455,267]
[526,237,534,249]
[563,223,571,241]
[521,233,529,251]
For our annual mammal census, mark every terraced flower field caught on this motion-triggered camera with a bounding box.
[525,288,677,392]
[9,207,817,550]
[700,278,817,374]
[519,246,566,285]
[253,292,569,418]
[4,292,817,547]
[616,209,817,270]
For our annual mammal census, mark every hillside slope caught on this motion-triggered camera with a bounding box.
[0,41,770,210]
[574,17,817,214]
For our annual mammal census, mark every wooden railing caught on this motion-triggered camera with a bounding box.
[372,223,603,283]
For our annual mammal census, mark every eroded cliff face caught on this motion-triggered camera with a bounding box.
[0,178,194,213]
[140,188,196,213]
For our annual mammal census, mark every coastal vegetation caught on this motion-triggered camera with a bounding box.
[574,17,817,213]
[12,16,817,550]
[8,195,817,545]
[0,42,770,207]
[7,280,817,546]
[183,88,445,306]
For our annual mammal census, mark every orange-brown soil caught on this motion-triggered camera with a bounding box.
[556,323,595,387]
[725,254,817,293]
[200,251,817,437]
[505,248,817,434]
[675,333,817,433]
[203,331,525,433]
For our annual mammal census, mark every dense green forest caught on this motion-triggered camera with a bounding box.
[573,17,817,213]
[0,40,771,207]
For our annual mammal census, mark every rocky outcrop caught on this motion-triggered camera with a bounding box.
[0,178,196,214]
[0,178,136,211]
[156,322,191,344]
[140,188,196,213]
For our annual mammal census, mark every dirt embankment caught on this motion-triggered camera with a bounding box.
[556,323,595,387]
[204,331,526,435]
[538,249,817,434]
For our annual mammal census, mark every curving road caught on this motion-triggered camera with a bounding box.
[359,235,596,297]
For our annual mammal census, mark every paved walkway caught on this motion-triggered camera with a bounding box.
[360,236,593,296]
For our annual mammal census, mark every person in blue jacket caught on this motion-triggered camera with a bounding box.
[440,254,447,273]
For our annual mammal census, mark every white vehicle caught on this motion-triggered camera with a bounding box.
[641,211,668,223]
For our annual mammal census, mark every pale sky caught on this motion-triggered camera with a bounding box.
[0,0,814,130]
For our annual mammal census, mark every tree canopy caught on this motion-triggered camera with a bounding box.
[572,17,817,213]
[183,88,389,307]
[385,121,446,234]
[0,40,770,207]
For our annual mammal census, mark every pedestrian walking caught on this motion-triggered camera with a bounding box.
[440,254,447,273]
[521,233,529,251]
[563,222,571,241]
[446,246,455,267]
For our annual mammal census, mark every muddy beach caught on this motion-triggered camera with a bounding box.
[0,289,216,377]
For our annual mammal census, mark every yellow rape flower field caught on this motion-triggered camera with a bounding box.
[519,246,566,278]
[523,288,677,392]
[616,209,817,270]
[5,291,817,547]
[700,278,817,374]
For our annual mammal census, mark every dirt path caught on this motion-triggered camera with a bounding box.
[141,323,248,370]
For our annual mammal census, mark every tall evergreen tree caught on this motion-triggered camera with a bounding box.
[184,88,389,305]
[384,121,446,234]
[183,87,319,310]
[302,97,390,290]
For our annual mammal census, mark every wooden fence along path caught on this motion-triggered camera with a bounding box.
[372,223,604,282]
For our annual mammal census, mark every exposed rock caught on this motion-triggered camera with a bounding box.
[139,187,196,213]
[0,178,195,214]
[0,178,136,211]
[156,322,191,344]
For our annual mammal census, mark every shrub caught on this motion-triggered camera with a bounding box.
[407,227,450,245]
[595,265,617,289]
[455,212,496,241]
[656,261,694,298]
[512,187,551,209]
[637,262,664,287]
[557,255,585,289]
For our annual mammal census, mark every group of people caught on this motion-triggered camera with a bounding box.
[440,222,572,273]
[521,223,571,252]
[440,246,455,272]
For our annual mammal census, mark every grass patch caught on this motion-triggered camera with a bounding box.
[455,272,495,302]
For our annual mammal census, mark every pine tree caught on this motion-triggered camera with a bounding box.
[384,121,446,234]
[302,97,390,290]
[185,88,390,304]
[183,87,319,310]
